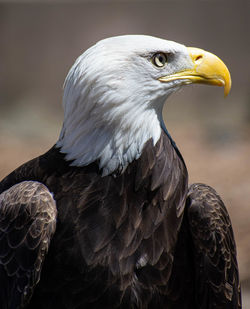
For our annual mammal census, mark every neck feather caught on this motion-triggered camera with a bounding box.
[56,98,164,176]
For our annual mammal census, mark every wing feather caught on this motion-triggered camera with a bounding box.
[0,181,57,308]
[187,183,241,309]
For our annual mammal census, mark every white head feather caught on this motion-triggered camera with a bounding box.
[56,35,193,176]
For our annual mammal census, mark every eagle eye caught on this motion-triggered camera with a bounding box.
[152,53,167,68]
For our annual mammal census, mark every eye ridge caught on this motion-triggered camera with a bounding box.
[152,52,167,68]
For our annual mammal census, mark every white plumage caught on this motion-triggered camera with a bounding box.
[56,35,193,175]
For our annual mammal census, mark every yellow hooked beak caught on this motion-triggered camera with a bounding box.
[159,47,231,97]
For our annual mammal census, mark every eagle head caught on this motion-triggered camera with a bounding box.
[56,35,231,176]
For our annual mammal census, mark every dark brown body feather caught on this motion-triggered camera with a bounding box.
[0,132,241,308]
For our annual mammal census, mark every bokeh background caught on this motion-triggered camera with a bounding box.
[0,0,249,306]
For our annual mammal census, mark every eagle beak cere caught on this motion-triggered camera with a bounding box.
[159,47,231,97]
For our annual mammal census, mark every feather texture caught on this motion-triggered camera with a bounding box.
[0,181,57,308]
[0,132,189,308]
[0,133,241,308]
[186,183,241,309]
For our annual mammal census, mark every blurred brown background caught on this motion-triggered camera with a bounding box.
[0,0,249,306]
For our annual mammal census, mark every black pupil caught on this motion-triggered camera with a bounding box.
[158,55,164,63]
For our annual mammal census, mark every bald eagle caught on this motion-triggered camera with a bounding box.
[0,35,241,309]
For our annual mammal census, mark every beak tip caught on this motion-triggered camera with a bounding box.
[224,76,232,98]
[224,88,230,98]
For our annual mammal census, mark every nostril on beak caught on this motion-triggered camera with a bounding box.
[195,55,203,64]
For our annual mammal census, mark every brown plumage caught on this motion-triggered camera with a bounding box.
[0,181,57,308]
[0,133,241,308]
